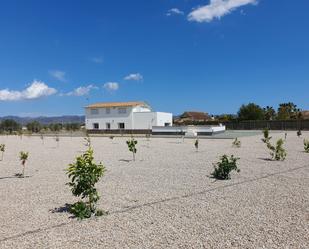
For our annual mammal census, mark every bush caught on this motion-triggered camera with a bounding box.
[304,139,309,153]
[66,147,105,219]
[232,138,241,148]
[126,138,137,161]
[211,155,240,180]
[267,139,286,161]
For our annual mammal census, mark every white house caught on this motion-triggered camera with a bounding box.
[85,101,173,130]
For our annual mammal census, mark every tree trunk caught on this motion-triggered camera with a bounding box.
[22,162,25,177]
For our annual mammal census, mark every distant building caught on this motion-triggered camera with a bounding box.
[301,111,309,120]
[85,101,172,130]
[174,111,210,125]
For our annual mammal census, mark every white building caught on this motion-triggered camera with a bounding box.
[85,101,173,130]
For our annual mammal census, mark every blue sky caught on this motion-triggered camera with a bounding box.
[0,0,308,116]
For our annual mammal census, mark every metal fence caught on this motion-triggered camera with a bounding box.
[223,120,309,130]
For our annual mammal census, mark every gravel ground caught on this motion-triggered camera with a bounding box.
[0,131,308,249]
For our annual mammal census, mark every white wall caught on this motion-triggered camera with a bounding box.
[156,112,173,127]
[85,106,134,130]
[133,112,172,129]
[86,105,173,130]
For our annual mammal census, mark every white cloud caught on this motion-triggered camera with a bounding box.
[124,73,143,81]
[166,8,184,16]
[0,80,57,101]
[49,70,67,82]
[103,82,119,91]
[65,85,98,96]
[90,57,103,64]
[188,0,257,23]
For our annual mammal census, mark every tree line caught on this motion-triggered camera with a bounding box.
[217,102,303,122]
[0,119,82,133]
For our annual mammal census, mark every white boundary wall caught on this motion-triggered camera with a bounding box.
[152,125,226,136]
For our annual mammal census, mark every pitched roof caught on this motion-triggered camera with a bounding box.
[180,111,209,120]
[85,101,149,108]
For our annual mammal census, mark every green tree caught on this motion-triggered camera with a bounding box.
[0,119,21,133]
[263,106,276,120]
[277,102,301,120]
[238,103,265,121]
[26,121,42,133]
[64,123,81,131]
[48,123,63,132]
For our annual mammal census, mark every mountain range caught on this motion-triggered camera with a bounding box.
[0,116,85,125]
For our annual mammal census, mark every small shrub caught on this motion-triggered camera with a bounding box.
[304,139,309,153]
[0,144,5,161]
[267,139,286,161]
[66,147,105,219]
[194,138,199,152]
[19,151,29,177]
[262,128,272,143]
[211,155,240,180]
[126,138,137,161]
[297,130,302,137]
[232,138,241,148]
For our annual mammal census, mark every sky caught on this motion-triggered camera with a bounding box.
[0,0,308,116]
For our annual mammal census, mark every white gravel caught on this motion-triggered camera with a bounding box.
[0,131,308,248]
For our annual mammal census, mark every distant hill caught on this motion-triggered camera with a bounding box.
[0,116,85,125]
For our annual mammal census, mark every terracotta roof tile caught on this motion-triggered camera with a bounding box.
[86,101,148,108]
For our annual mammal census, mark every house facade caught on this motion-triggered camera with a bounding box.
[85,101,172,130]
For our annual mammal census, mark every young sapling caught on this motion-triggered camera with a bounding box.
[84,136,91,148]
[267,138,287,161]
[304,139,309,153]
[126,138,137,161]
[262,128,272,143]
[211,155,240,180]
[40,133,44,145]
[55,135,60,147]
[232,138,241,148]
[19,151,29,177]
[66,147,106,219]
[0,144,5,161]
[194,138,199,152]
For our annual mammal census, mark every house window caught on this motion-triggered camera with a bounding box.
[118,123,125,129]
[106,108,110,114]
[91,109,99,115]
[93,123,99,129]
[118,107,126,114]
[106,123,111,129]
